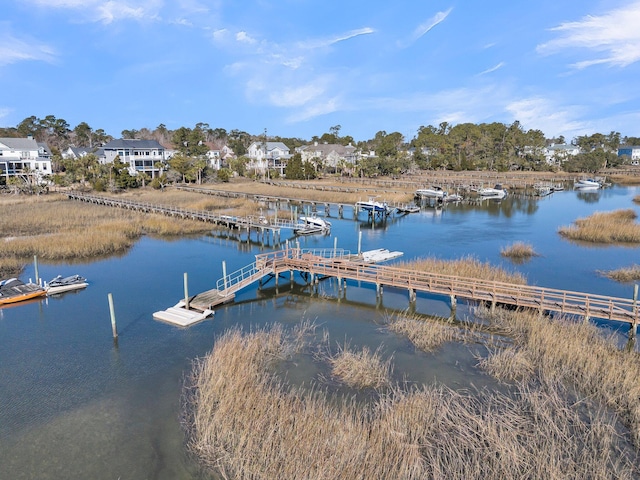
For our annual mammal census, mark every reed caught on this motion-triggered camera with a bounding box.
[598,265,640,282]
[609,174,640,186]
[634,195,640,204]
[186,321,640,479]
[558,209,640,244]
[323,341,392,389]
[386,312,459,351]
[500,241,538,259]
[396,256,527,284]
[478,306,640,447]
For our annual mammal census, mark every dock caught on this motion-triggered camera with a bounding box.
[155,248,640,329]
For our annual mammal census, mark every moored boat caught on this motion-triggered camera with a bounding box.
[0,278,47,305]
[45,274,89,295]
[356,196,390,214]
[574,178,601,188]
[478,184,508,199]
[415,186,445,198]
[294,215,331,235]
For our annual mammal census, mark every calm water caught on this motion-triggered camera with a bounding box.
[1,184,639,479]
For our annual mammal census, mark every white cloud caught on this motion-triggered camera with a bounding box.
[25,0,163,24]
[505,97,587,137]
[236,31,256,44]
[269,82,327,108]
[477,62,505,76]
[0,32,57,67]
[297,28,375,50]
[537,1,640,68]
[287,97,341,123]
[399,8,452,48]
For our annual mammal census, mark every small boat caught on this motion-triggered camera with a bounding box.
[574,178,601,188]
[45,274,89,295]
[442,193,463,202]
[415,186,445,198]
[478,184,508,199]
[356,196,390,214]
[0,278,47,305]
[534,185,553,197]
[551,184,564,192]
[294,215,331,235]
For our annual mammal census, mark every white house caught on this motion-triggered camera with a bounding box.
[297,142,358,170]
[544,144,581,165]
[0,136,52,183]
[102,139,167,177]
[247,141,291,175]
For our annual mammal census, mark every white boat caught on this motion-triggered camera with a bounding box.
[45,274,89,295]
[360,248,404,263]
[534,185,553,197]
[415,186,445,198]
[574,178,601,188]
[295,215,331,235]
[355,197,390,214]
[478,184,508,199]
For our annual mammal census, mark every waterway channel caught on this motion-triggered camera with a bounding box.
[0,184,639,478]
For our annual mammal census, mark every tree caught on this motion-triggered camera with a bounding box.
[74,122,93,147]
[285,153,304,179]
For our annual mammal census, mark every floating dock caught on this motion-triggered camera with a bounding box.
[152,300,215,327]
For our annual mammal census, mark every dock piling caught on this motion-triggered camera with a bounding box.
[184,272,190,310]
[33,255,39,285]
[108,293,118,339]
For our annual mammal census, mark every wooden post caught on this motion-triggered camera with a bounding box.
[222,261,228,290]
[108,293,118,339]
[409,288,416,303]
[33,255,40,285]
[333,237,338,257]
[358,231,362,255]
[183,272,190,310]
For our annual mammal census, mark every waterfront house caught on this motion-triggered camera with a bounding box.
[544,144,581,166]
[618,145,640,165]
[297,142,358,172]
[247,141,291,176]
[0,136,52,183]
[102,139,167,177]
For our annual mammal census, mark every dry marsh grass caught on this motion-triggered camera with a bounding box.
[322,341,392,389]
[558,209,640,244]
[500,241,538,260]
[598,265,640,282]
[396,256,527,284]
[634,195,640,204]
[0,194,216,275]
[478,306,640,447]
[186,321,640,479]
[386,312,459,351]
[610,174,640,186]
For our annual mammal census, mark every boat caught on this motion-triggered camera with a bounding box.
[534,184,553,197]
[0,278,47,305]
[442,193,463,202]
[478,184,508,199]
[294,215,331,235]
[45,274,89,295]
[551,184,565,192]
[355,196,390,214]
[415,186,446,198]
[574,178,601,188]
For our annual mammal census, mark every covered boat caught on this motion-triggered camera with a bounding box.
[0,278,47,305]
[415,186,445,198]
[355,196,390,214]
[45,274,89,295]
[478,184,508,199]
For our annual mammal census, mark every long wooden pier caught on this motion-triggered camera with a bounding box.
[187,248,639,328]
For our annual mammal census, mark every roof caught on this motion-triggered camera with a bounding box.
[0,137,39,150]
[299,143,356,155]
[103,139,164,149]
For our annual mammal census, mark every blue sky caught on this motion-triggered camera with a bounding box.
[1,0,639,142]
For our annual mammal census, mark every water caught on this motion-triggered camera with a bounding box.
[1,184,639,478]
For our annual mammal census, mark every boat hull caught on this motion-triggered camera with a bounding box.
[0,288,47,305]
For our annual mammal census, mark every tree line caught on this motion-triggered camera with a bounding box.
[1,115,639,190]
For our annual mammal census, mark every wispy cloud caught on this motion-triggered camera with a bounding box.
[477,62,505,76]
[398,8,452,48]
[505,97,587,136]
[25,0,165,24]
[537,1,640,68]
[296,28,375,50]
[0,30,57,67]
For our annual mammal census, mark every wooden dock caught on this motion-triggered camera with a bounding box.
[162,248,639,328]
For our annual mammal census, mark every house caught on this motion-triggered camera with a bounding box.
[618,146,640,165]
[297,142,358,171]
[102,139,167,177]
[62,146,93,160]
[0,136,52,183]
[544,144,581,165]
[247,141,291,175]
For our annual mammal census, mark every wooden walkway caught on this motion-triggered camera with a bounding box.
[188,248,639,327]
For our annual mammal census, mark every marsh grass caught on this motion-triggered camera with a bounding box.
[610,174,640,186]
[598,265,640,282]
[321,340,392,389]
[500,241,538,260]
[396,256,527,284]
[634,195,640,204]
[477,306,640,447]
[0,193,216,275]
[186,321,640,479]
[558,209,640,244]
[386,312,459,351]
